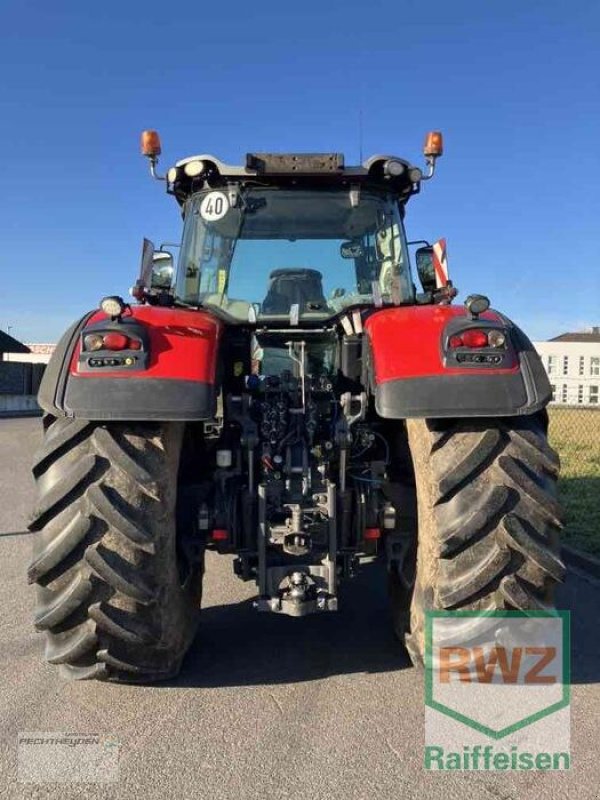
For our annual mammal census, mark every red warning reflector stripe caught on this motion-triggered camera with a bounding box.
[432,238,449,289]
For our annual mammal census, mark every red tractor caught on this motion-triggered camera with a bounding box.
[28,132,564,682]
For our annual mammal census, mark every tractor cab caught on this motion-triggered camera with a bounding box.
[137,135,448,323]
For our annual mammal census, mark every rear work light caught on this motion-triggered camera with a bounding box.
[448,329,506,349]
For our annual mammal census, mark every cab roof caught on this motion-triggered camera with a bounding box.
[166,152,424,206]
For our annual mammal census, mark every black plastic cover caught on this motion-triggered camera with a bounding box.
[63,376,216,421]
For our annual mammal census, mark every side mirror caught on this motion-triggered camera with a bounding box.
[131,239,174,303]
[415,246,436,294]
[340,240,363,259]
[151,251,174,290]
[140,237,155,285]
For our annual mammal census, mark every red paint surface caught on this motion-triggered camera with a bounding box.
[69,306,222,383]
[364,305,519,383]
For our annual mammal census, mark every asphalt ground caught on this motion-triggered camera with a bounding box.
[1,417,599,799]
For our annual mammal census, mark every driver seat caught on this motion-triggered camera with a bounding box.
[262,268,328,314]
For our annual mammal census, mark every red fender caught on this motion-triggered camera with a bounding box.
[39,306,223,421]
[364,306,550,418]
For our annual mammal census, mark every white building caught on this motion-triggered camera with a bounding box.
[534,328,600,406]
[5,343,56,365]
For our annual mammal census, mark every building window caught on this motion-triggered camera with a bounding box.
[590,386,599,405]
[591,357,600,377]
[562,356,569,375]
[578,385,584,404]
[550,384,556,401]
[579,356,585,376]
[547,355,557,375]
[561,385,568,403]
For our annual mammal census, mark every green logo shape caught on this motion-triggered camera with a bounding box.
[425,610,570,740]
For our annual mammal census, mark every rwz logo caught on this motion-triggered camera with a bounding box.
[439,645,558,685]
[425,610,570,741]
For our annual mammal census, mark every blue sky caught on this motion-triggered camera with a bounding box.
[1,0,598,342]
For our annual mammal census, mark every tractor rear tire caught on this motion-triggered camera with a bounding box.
[400,414,565,666]
[28,416,203,682]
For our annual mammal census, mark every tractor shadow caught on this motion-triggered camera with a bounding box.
[558,570,600,685]
[172,558,600,689]
[176,559,412,688]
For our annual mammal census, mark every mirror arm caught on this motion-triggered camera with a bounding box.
[433,283,458,305]
[130,280,149,303]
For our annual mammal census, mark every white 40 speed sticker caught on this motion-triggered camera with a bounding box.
[200,191,229,221]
